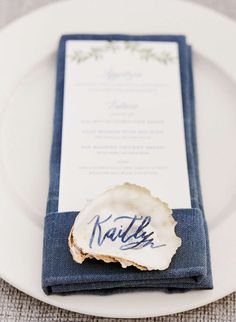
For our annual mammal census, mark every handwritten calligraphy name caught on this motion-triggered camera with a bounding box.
[88,214,166,251]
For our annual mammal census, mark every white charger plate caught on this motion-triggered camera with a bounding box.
[0,0,236,318]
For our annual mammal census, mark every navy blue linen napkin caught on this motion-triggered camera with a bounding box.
[42,34,213,294]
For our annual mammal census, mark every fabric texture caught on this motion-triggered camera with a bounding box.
[0,279,235,322]
[42,34,213,295]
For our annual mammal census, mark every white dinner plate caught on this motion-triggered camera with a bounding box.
[0,0,236,318]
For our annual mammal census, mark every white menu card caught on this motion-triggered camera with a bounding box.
[58,40,191,212]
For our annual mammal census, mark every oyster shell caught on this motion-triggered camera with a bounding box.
[69,183,181,270]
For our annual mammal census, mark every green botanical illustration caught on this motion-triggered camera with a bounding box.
[70,41,175,65]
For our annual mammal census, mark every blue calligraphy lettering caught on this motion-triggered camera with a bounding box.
[88,214,166,251]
